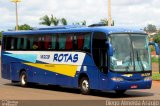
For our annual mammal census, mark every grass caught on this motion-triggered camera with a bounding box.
[152,57,159,63]
[152,72,160,81]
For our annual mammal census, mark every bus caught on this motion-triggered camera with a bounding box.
[1,25,160,95]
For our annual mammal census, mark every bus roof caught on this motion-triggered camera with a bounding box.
[2,26,146,36]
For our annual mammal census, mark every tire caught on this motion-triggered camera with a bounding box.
[115,90,126,95]
[20,71,28,87]
[79,77,90,95]
[11,81,19,83]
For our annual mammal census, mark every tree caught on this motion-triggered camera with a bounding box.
[72,22,80,25]
[61,18,67,25]
[39,15,52,26]
[112,20,115,26]
[154,32,160,44]
[0,31,3,44]
[144,24,157,33]
[18,24,33,30]
[101,19,108,26]
[101,19,115,26]
[72,20,87,26]
[0,31,2,39]
[51,15,59,26]
[81,20,86,26]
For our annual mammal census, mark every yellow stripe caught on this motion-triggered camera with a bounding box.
[23,63,78,77]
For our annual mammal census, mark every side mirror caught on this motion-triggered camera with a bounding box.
[106,41,114,56]
[149,42,160,55]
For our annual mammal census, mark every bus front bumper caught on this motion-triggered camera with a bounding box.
[109,80,152,90]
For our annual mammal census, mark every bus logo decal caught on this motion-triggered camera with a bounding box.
[53,53,78,63]
[40,55,50,59]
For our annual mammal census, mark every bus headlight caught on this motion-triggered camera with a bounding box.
[111,77,124,82]
[144,77,152,81]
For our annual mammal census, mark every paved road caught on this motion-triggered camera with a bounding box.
[0,71,160,100]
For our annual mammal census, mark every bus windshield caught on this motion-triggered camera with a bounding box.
[110,34,151,72]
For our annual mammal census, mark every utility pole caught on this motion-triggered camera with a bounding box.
[11,0,21,31]
[108,0,112,26]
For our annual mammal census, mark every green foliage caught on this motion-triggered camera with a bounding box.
[150,45,155,52]
[39,15,52,26]
[40,15,70,26]
[39,15,89,26]
[144,24,157,33]
[0,31,3,44]
[18,24,33,30]
[153,32,160,44]
[112,20,115,26]
[81,20,86,26]
[101,19,108,26]
[51,15,59,26]
[152,57,159,63]
[61,18,67,25]
[72,20,87,26]
[101,19,114,26]
[0,31,2,39]
[152,73,160,81]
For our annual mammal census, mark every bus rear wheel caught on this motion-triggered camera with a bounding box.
[20,71,28,87]
[79,77,90,95]
[115,90,126,95]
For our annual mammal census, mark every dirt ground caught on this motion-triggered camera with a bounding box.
[152,63,160,72]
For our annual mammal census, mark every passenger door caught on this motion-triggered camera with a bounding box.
[92,32,109,90]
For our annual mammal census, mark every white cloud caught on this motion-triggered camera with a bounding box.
[0,0,160,31]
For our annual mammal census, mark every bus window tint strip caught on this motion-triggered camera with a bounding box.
[4,33,91,53]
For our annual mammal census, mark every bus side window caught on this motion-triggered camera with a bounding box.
[55,34,59,50]
[29,36,39,50]
[51,34,56,50]
[10,37,17,50]
[2,37,7,50]
[29,37,34,50]
[17,37,24,50]
[66,35,73,50]
[23,37,27,50]
[34,37,39,50]
[37,36,42,50]
[83,34,91,50]
[26,37,30,50]
[44,35,52,50]
[17,38,21,50]
[5,37,12,50]
[73,35,77,50]
[77,35,84,50]
[59,34,66,50]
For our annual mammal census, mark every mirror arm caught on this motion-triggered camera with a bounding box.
[106,41,114,56]
[149,42,160,55]
[149,42,160,73]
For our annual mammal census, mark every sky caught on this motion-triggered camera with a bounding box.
[0,0,160,31]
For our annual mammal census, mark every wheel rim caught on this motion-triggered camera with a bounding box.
[82,80,89,91]
[21,74,26,85]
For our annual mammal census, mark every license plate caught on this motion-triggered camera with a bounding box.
[131,85,138,89]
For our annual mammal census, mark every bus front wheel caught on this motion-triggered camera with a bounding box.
[20,71,28,87]
[79,77,90,95]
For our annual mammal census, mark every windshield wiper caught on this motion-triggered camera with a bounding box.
[136,50,145,72]
[126,52,132,72]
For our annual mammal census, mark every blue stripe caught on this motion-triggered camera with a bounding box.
[4,54,37,63]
